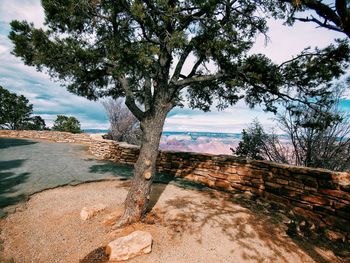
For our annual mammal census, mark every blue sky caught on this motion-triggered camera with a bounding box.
[0,0,348,132]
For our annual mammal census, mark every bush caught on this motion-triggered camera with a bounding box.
[52,115,81,133]
[231,120,268,160]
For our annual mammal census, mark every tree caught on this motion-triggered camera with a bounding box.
[235,86,350,171]
[52,115,82,133]
[232,120,292,163]
[0,86,33,130]
[232,119,268,160]
[24,115,47,130]
[102,98,142,145]
[275,88,350,171]
[9,1,350,226]
[280,0,350,37]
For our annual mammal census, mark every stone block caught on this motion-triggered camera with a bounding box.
[80,203,107,220]
[276,178,288,185]
[301,195,330,206]
[106,231,152,261]
[324,229,346,242]
[209,173,228,180]
[215,179,231,190]
[318,189,350,201]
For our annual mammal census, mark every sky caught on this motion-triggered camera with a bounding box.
[0,0,348,133]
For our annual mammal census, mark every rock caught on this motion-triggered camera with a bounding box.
[277,213,292,224]
[324,229,346,242]
[106,230,152,261]
[80,204,107,220]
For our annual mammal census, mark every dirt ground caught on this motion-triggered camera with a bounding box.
[0,179,347,263]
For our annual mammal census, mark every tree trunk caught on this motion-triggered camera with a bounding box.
[115,108,169,227]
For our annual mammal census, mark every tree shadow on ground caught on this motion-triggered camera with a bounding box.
[88,161,133,180]
[155,186,348,263]
[88,161,349,262]
[0,159,30,217]
[0,138,37,149]
[79,246,108,263]
[88,162,207,211]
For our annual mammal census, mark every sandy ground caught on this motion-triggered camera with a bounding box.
[0,179,346,263]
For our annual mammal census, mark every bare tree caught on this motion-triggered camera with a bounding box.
[234,88,350,171]
[275,100,350,171]
[102,99,142,145]
[261,130,293,164]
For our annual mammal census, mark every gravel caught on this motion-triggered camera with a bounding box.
[1,180,339,263]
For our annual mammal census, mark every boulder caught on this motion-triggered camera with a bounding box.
[106,230,152,261]
[80,204,107,220]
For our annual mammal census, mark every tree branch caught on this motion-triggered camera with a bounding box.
[238,72,322,112]
[187,56,205,78]
[170,44,193,83]
[173,73,224,87]
[278,51,323,68]
[117,77,145,121]
[295,16,343,33]
[281,0,350,37]
[143,76,152,112]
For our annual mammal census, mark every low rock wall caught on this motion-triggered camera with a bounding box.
[90,137,350,236]
[1,130,349,240]
[0,130,92,144]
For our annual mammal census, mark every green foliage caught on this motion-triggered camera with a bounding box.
[0,86,33,130]
[52,115,81,133]
[23,116,47,130]
[8,0,349,121]
[232,120,268,160]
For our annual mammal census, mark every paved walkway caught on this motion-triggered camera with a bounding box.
[0,138,134,216]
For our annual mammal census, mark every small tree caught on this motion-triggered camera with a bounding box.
[232,120,268,160]
[52,115,81,133]
[102,98,141,145]
[233,120,295,164]
[0,86,33,130]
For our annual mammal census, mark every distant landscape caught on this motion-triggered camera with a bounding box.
[84,129,289,155]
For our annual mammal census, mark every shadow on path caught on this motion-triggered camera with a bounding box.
[0,138,37,149]
[88,162,207,213]
[0,159,30,217]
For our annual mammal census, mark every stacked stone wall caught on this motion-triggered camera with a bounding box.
[1,130,349,239]
[0,130,91,144]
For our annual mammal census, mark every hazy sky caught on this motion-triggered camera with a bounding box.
[0,0,348,132]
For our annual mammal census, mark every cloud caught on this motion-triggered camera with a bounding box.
[165,101,277,133]
[251,19,345,64]
[0,5,109,129]
[0,0,44,27]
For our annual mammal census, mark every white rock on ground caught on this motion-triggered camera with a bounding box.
[106,230,153,261]
[80,204,107,220]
